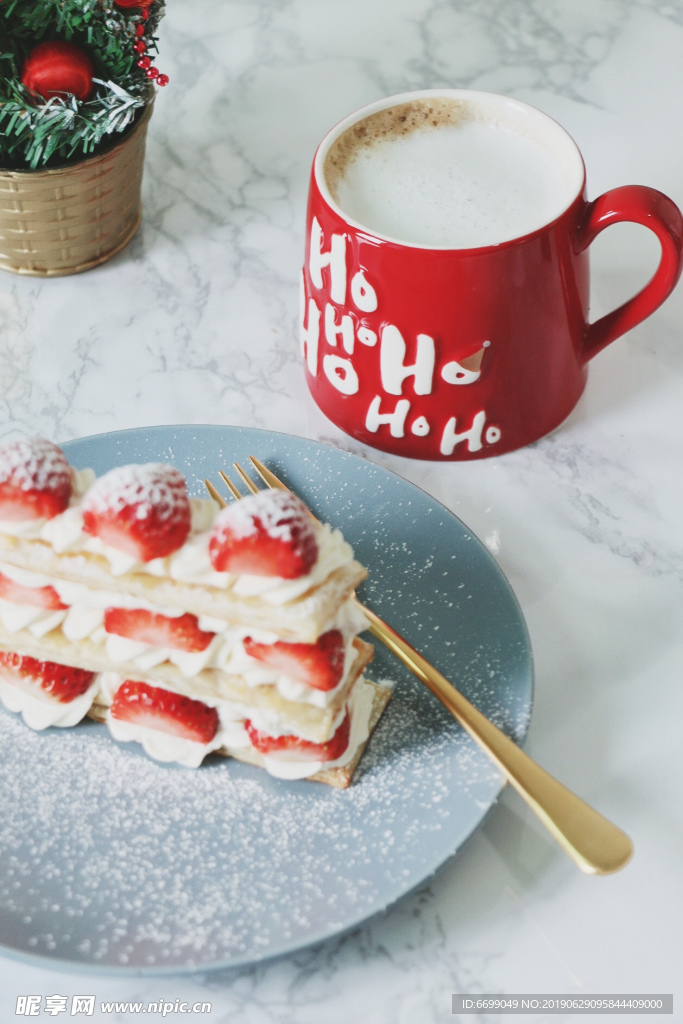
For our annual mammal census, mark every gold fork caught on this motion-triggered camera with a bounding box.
[205,457,633,876]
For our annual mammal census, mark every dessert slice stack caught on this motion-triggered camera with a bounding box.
[0,438,390,786]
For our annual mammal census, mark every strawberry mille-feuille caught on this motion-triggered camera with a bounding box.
[0,437,391,786]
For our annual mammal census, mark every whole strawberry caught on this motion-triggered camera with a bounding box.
[82,463,191,562]
[0,437,72,521]
[209,490,318,578]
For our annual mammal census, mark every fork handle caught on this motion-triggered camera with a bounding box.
[357,600,633,875]
[247,457,632,873]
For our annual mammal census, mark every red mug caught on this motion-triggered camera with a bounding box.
[301,90,683,460]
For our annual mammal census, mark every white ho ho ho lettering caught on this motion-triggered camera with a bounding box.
[350,270,377,312]
[309,220,378,314]
[325,303,355,354]
[323,354,359,395]
[380,325,435,396]
[365,395,411,437]
[309,217,347,304]
[440,411,502,455]
[300,273,321,375]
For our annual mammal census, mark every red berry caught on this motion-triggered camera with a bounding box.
[81,463,191,563]
[104,607,215,653]
[133,40,147,54]
[209,490,318,578]
[111,680,219,744]
[137,56,152,69]
[135,24,145,36]
[156,74,169,86]
[0,437,72,521]
[146,67,159,79]
[245,708,351,762]
[0,651,94,704]
[0,572,67,611]
[244,630,345,691]
[21,41,94,102]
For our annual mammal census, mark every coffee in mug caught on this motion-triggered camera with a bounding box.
[324,97,575,249]
[301,90,683,460]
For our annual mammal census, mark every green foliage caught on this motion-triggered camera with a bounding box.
[0,0,166,169]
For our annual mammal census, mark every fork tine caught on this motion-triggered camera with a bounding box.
[232,463,259,495]
[248,456,289,493]
[218,470,243,501]
[248,456,320,523]
[204,478,227,508]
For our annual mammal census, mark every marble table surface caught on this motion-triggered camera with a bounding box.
[1,0,682,1019]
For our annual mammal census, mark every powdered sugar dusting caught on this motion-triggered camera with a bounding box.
[81,464,189,525]
[0,438,71,496]
[0,424,533,973]
[0,666,513,971]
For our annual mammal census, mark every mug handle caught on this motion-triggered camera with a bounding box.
[577,185,683,363]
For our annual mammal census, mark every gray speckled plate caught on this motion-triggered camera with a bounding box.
[0,425,533,975]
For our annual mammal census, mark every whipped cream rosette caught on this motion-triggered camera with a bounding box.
[0,439,390,786]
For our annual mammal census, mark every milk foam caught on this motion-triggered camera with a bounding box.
[325,100,577,248]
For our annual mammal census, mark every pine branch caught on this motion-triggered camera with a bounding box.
[0,0,166,169]
[0,77,148,168]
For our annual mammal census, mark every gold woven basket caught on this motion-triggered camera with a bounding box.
[0,102,153,277]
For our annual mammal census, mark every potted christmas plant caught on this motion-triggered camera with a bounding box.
[0,0,168,276]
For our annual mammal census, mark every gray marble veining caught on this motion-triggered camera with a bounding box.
[1,0,682,1019]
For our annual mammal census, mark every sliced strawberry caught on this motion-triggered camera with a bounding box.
[0,650,94,703]
[245,707,351,762]
[0,571,67,610]
[110,680,219,744]
[0,437,72,521]
[81,463,191,562]
[243,629,345,691]
[209,489,318,578]
[104,607,215,653]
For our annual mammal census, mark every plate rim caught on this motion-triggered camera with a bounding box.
[0,423,534,975]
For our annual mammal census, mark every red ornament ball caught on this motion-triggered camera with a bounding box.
[156,74,169,87]
[21,41,94,102]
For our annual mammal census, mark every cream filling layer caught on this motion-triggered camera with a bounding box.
[259,677,375,780]
[102,674,375,776]
[0,673,99,731]
[96,671,347,742]
[0,489,355,605]
[0,563,367,706]
[0,598,67,637]
[106,714,231,769]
